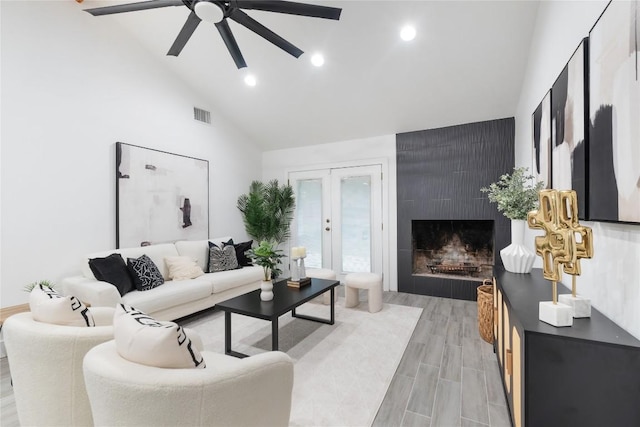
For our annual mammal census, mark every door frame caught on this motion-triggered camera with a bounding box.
[285,158,391,291]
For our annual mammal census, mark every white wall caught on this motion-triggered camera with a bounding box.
[515,0,640,339]
[262,135,397,291]
[0,1,262,308]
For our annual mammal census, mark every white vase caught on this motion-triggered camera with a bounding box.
[260,280,274,301]
[500,219,535,274]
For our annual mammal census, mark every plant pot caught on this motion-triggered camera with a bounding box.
[500,219,535,273]
[260,280,274,301]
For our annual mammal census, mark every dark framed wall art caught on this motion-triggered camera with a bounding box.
[588,0,640,224]
[532,90,551,189]
[116,142,210,248]
[551,38,589,219]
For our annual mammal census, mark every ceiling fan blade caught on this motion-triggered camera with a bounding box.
[215,19,247,69]
[229,9,303,58]
[235,0,341,20]
[167,11,201,56]
[85,0,184,16]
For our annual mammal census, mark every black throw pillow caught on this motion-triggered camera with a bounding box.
[224,239,253,267]
[126,254,165,291]
[88,253,135,296]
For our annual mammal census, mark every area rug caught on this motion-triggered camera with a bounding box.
[182,298,422,427]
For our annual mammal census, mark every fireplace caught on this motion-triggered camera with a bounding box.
[412,220,494,282]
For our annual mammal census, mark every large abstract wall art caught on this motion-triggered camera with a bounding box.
[532,90,552,189]
[116,142,209,248]
[551,38,589,219]
[588,0,640,223]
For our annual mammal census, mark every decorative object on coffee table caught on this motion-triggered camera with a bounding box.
[247,241,284,301]
[481,166,544,273]
[287,247,311,288]
[527,189,593,326]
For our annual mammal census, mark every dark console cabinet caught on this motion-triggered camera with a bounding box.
[494,269,640,427]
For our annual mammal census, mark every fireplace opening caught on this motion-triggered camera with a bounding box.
[412,220,494,281]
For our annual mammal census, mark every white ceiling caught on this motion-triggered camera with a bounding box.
[80,0,540,150]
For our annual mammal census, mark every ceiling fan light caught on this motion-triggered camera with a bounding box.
[400,25,416,41]
[194,1,223,23]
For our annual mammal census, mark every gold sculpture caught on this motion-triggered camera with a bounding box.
[527,189,593,305]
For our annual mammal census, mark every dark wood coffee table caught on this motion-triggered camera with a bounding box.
[215,277,339,358]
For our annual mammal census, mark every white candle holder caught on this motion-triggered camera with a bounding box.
[298,257,306,279]
[291,257,300,281]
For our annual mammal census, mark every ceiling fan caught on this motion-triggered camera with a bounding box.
[84,0,342,69]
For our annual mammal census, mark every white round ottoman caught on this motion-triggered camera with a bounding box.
[306,268,338,304]
[344,272,383,313]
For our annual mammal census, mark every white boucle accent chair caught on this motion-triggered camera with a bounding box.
[2,307,115,426]
[83,341,295,427]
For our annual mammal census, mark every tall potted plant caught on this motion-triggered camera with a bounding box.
[247,241,285,301]
[237,179,295,278]
[481,167,544,273]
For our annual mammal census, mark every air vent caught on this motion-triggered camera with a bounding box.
[193,107,211,124]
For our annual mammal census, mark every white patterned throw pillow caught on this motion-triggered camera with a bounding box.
[29,284,95,327]
[208,241,239,272]
[113,304,205,369]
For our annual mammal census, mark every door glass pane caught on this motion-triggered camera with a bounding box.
[296,179,322,269]
[341,175,371,272]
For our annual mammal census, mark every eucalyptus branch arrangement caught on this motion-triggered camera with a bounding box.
[480,167,545,220]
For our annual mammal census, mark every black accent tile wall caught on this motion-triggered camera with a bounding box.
[396,118,515,300]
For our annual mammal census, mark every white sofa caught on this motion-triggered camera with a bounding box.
[61,237,263,321]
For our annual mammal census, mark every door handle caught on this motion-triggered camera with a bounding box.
[325,227,331,231]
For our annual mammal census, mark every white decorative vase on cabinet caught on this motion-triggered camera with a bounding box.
[500,219,535,273]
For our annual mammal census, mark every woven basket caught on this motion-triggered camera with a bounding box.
[477,280,494,344]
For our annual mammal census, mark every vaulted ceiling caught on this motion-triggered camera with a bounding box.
[79,0,540,150]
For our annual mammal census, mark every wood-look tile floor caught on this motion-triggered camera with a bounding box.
[0,290,510,427]
[373,292,510,427]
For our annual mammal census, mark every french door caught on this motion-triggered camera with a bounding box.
[289,164,383,282]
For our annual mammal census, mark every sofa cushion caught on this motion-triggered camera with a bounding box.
[113,304,205,369]
[174,240,209,271]
[164,256,205,281]
[29,284,95,327]
[120,277,213,314]
[208,265,263,294]
[88,253,134,296]
[127,255,165,291]
[225,239,254,267]
[208,242,239,272]
[82,244,180,281]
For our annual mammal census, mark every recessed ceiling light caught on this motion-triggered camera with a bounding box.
[400,25,416,41]
[311,53,325,67]
[244,74,257,87]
